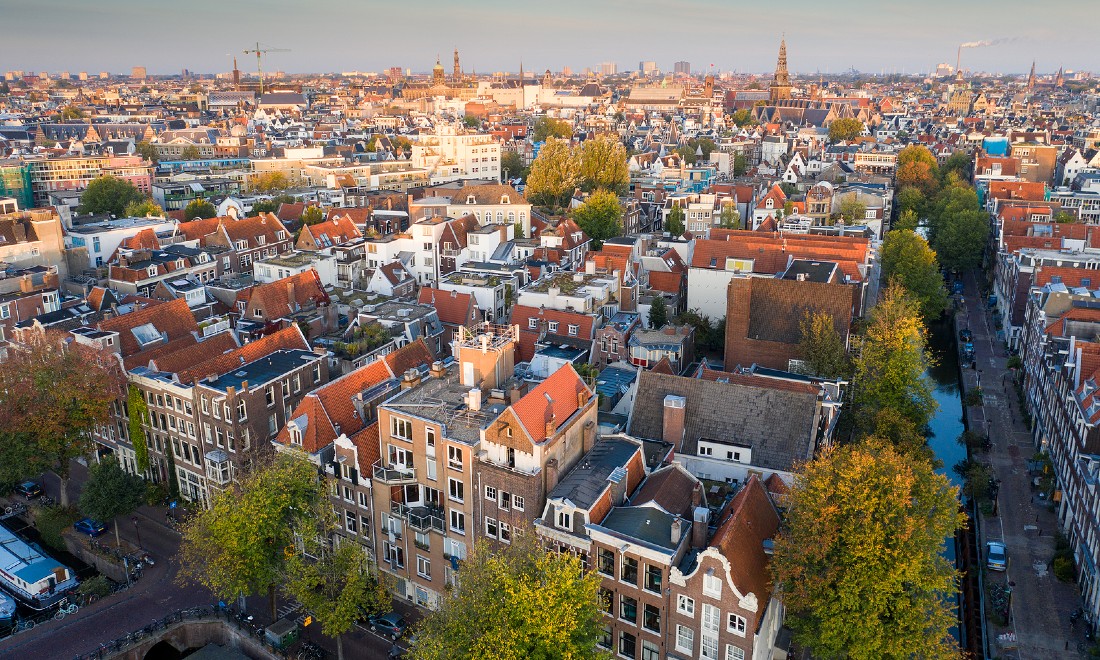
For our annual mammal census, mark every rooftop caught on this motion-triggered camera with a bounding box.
[597,506,684,552]
[67,216,176,235]
[548,437,639,510]
[200,349,320,392]
[383,366,506,445]
[258,252,327,268]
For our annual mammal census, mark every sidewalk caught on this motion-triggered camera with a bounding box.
[959,272,1084,658]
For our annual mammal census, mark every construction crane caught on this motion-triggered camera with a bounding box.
[243,42,290,96]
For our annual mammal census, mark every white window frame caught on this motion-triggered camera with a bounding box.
[675,625,694,655]
[677,594,695,617]
[727,613,747,637]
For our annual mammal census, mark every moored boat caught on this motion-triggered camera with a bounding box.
[0,522,78,611]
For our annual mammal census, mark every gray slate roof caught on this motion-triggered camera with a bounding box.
[628,371,819,472]
[548,437,639,510]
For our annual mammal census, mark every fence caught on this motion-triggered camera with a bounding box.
[1,581,131,641]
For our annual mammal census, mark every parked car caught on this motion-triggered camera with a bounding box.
[986,540,1007,571]
[74,518,108,537]
[14,481,42,499]
[368,611,408,640]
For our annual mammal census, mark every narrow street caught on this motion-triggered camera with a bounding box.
[959,272,1084,658]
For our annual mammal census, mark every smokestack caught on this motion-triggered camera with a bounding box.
[582,419,596,453]
[662,395,686,448]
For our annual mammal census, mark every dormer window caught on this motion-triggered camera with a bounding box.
[466,195,476,204]
[236,240,248,251]
[766,198,774,209]
[289,426,302,446]
[257,235,266,245]
[147,266,158,277]
[500,195,510,204]
[176,259,185,269]
[276,231,286,241]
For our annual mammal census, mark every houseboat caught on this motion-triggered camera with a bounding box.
[0,591,14,623]
[0,522,78,610]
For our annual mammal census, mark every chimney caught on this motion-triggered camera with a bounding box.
[671,517,684,545]
[585,259,596,275]
[692,505,709,549]
[662,395,686,448]
[286,279,296,310]
[430,360,446,378]
[583,419,596,453]
[545,458,560,492]
[545,413,557,438]
[401,367,421,389]
[691,481,703,508]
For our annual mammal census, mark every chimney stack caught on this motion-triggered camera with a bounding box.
[662,395,687,449]
[671,517,683,545]
[401,367,421,389]
[692,506,709,549]
[286,279,296,310]
[582,419,596,453]
[468,388,482,411]
[545,458,560,492]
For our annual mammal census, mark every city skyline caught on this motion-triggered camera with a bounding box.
[0,0,1094,76]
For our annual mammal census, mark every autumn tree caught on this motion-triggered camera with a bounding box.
[79,460,146,548]
[123,199,164,218]
[895,145,939,196]
[852,284,936,430]
[531,116,572,142]
[571,190,623,248]
[184,199,216,220]
[827,118,864,143]
[286,523,389,660]
[60,105,84,120]
[252,171,290,193]
[894,208,919,231]
[178,456,327,618]
[411,535,606,660]
[0,332,123,505]
[798,311,850,379]
[181,145,201,160]
[79,175,146,216]
[577,134,628,193]
[525,137,580,210]
[301,205,323,226]
[771,439,964,659]
[717,204,741,229]
[648,295,668,329]
[665,205,685,236]
[730,109,755,127]
[880,230,948,321]
[836,195,868,223]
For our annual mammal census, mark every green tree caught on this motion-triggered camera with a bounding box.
[828,118,864,143]
[880,230,948,321]
[1054,211,1076,224]
[0,332,122,506]
[60,105,84,120]
[525,137,580,210]
[501,151,528,182]
[896,186,926,218]
[135,141,159,164]
[181,145,201,160]
[286,529,388,660]
[730,109,755,127]
[894,208,919,231]
[577,134,629,193]
[531,117,572,142]
[717,204,741,229]
[252,171,290,193]
[780,182,799,198]
[939,151,972,183]
[462,115,481,128]
[250,194,296,216]
[79,175,146,217]
[127,384,151,474]
[771,439,964,660]
[665,205,685,236]
[184,199,217,220]
[410,535,606,660]
[798,311,850,379]
[733,152,748,176]
[123,199,164,218]
[178,456,327,618]
[301,206,324,226]
[648,295,668,329]
[571,190,623,248]
[836,195,867,223]
[79,459,146,548]
[895,145,939,196]
[930,185,987,272]
[852,284,936,431]
[867,407,935,463]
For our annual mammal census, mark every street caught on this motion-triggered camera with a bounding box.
[959,272,1084,658]
[0,460,404,659]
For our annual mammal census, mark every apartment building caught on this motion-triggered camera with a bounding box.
[176,213,293,275]
[410,125,501,185]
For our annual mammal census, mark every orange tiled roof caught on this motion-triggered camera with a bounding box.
[511,365,590,442]
[98,297,197,357]
[418,287,476,327]
[709,475,780,616]
[179,325,308,384]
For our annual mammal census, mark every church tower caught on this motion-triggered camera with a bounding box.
[1056,66,1065,88]
[1027,61,1036,90]
[432,56,445,86]
[769,37,792,104]
[453,48,461,83]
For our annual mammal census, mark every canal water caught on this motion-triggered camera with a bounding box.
[926,318,967,490]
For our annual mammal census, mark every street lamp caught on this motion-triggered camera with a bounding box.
[132,516,142,550]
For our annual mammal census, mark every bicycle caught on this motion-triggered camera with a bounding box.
[11,618,34,634]
[54,597,79,620]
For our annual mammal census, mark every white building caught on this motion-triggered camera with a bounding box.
[410,125,501,184]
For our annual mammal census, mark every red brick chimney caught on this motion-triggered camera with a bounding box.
[545,458,560,492]
[662,395,686,448]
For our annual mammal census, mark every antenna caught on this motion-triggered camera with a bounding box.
[243,42,291,96]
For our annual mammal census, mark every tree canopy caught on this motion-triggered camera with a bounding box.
[880,230,948,321]
[836,195,868,223]
[577,135,628,194]
[301,206,324,226]
[674,138,717,165]
[798,311,850,379]
[525,137,580,210]
[828,118,864,143]
[501,151,528,182]
[852,283,936,431]
[135,141,159,164]
[178,456,328,617]
[895,145,939,196]
[184,199,217,220]
[771,439,964,660]
[648,295,668,329]
[717,204,741,229]
[252,171,290,193]
[665,205,685,237]
[0,332,123,505]
[79,460,146,547]
[410,535,606,660]
[123,199,164,218]
[79,176,146,217]
[929,185,987,272]
[730,109,756,127]
[571,190,623,248]
[531,117,573,142]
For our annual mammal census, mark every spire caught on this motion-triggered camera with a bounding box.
[1027,61,1036,90]
[453,47,461,83]
[1056,65,1065,88]
[769,35,792,103]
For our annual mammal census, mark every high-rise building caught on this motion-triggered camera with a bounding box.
[674,61,691,75]
[98,72,109,80]
[597,61,617,76]
[78,71,88,81]
[562,66,572,77]
[639,61,658,75]
[131,66,147,80]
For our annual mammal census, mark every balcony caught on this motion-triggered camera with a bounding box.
[373,461,417,484]
[408,505,445,533]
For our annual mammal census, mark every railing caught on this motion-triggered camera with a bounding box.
[408,506,446,533]
[372,461,416,484]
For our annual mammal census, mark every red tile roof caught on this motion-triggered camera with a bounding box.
[709,475,780,616]
[510,365,591,442]
[244,270,329,320]
[418,287,477,328]
[98,297,197,357]
[179,326,309,384]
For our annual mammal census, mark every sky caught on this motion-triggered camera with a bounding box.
[0,0,1095,77]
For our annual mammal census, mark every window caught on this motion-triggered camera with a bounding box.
[383,541,404,568]
[345,510,357,533]
[619,632,636,659]
[313,364,321,383]
[449,510,465,534]
[641,641,660,660]
[643,603,661,633]
[447,446,463,471]
[597,548,615,577]
[265,386,275,406]
[704,573,722,598]
[701,635,719,660]
[499,491,511,509]
[677,595,695,617]
[499,521,511,543]
[485,485,497,501]
[557,509,572,531]
[599,587,614,614]
[548,321,559,333]
[675,625,694,654]
[703,604,720,633]
[725,645,746,660]
[237,399,247,421]
[292,374,301,392]
[391,417,413,440]
[528,318,538,329]
[513,495,524,511]
[417,555,431,579]
[621,556,638,585]
[485,517,498,538]
[598,626,612,649]
[426,427,436,449]
[216,427,225,448]
[568,324,579,336]
[644,565,662,593]
[448,478,464,502]
[620,595,638,624]
[269,414,278,435]
[727,613,747,636]
[358,491,369,508]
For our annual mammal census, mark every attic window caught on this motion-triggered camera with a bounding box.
[147,266,158,277]
[500,195,510,204]
[466,195,476,204]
